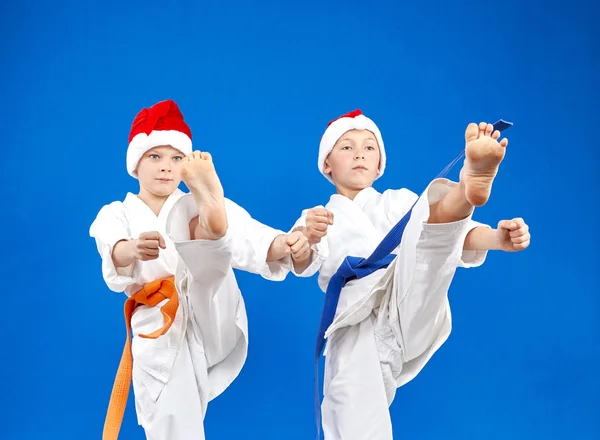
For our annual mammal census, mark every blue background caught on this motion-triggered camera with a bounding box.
[2,0,598,439]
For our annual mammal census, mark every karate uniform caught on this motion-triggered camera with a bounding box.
[292,179,490,440]
[89,189,288,440]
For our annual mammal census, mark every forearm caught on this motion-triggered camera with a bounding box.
[111,239,137,268]
[266,234,288,262]
[464,226,501,251]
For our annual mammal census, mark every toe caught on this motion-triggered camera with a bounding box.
[465,123,479,142]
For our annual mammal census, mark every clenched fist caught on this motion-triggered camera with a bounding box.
[286,231,311,262]
[496,218,530,252]
[267,231,311,263]
[305,207,334,244]
[132,231,167,261]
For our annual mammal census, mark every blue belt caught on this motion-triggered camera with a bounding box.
[313,120,513,439]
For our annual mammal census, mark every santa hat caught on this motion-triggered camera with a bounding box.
[126,100,193,177]
[318,109,386,184]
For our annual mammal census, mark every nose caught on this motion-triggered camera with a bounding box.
[160,163,172,173]
[355,153,364,160]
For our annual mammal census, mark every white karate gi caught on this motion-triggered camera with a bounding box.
[292,179,490,440]
[89,189,289,440]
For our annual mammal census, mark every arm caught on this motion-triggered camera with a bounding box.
[289,209,330,277]
[265,226,313,274]
[464,218,531,252]
[266,227,311,263]
[399,181,529,259]
[89,203,137,292]
[111,239,137,268]
[112,232,167,267]
[292,255,312,273]
[290,226,313,272]
[90,203,169,292]
[464,226,501,251]
[266,234,290,262]
[225,199,293,280]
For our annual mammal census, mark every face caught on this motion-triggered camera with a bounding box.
[136,145,185,198]
[323,129,381,197]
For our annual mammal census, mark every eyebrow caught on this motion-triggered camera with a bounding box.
[338,136,377,144]
[147,148,183,156]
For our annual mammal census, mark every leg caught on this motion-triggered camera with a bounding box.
[136,333,209,440]
[322,317,393,440]
[168,191,245,380]
[428,122,508,223]
[174,235,245,371]
[388,214,477,385]
[188,271,247,375]
[181,151,228,240]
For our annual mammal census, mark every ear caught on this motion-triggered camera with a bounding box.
[323,158,331,174]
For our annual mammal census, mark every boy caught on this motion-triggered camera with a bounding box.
[89,99,308,440]
[289,110,531,439]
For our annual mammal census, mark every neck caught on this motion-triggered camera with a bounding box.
[137,187,171,216]
[335,185,369,200]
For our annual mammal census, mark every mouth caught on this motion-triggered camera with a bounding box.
[352,166,368,171]
[156,178,173,182]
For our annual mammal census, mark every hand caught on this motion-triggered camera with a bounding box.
[305,208,334,244]
[132,231,167,261]
[267,231,308,262]
[286,231,311,262]
[496,218,530,252]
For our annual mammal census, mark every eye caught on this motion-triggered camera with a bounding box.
[366,146,376,151]
[341,145,352,150]
[173,156,183,161]
[149,154,160,159]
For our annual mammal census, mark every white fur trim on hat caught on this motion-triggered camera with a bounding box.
[318,113,386,184]
[126,130,192,177]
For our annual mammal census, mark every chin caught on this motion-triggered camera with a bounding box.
[349,179,373,190]
[152,185,177,197]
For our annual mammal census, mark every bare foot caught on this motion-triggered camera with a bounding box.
[460,122,508,207]
[181,151,228,239]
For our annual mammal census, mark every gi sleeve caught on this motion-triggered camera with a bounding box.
[225,198,291,281]
[89,202,138,292]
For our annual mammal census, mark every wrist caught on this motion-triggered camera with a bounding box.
[112,238,138,268]
[292,251,310,264]
[292,254,311,271]
[483,228,503,251]
[465,226,500,251]
[123,239,136,259]
[267,234,287,262]
[492,229,507,251]
[293,225,308,237]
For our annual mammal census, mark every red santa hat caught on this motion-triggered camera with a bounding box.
[126,99,193,177]
[318,109,386,184]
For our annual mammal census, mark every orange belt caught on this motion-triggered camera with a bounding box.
[102,276,179,440]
